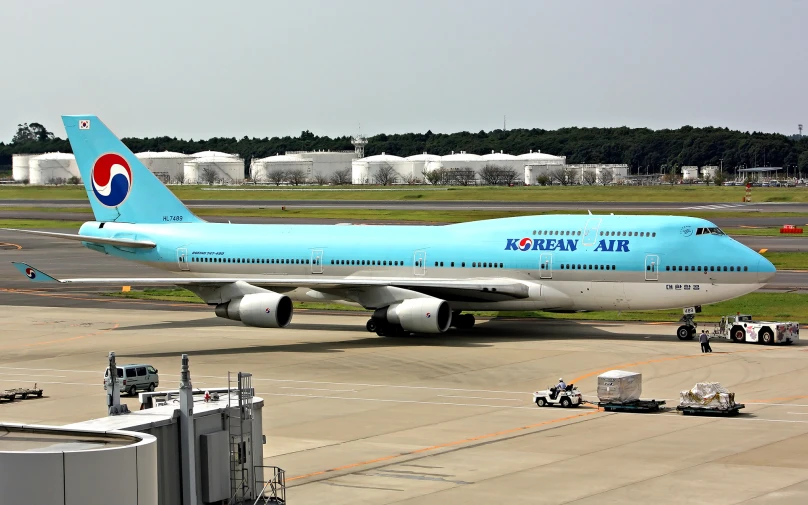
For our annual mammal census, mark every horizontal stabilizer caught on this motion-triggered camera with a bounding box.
[11,262,61,283]
[1,228,156,249]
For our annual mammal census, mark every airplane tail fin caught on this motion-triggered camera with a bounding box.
[62,115,202,224]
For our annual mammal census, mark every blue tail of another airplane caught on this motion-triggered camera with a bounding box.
[62,115,202,224]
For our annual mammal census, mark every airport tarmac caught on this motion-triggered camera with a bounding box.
[1,305,807,504]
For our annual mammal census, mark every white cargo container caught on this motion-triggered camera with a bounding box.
[597,370,642,404]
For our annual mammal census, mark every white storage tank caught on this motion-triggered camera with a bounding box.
[251,155,313,183]
[190,150,238,158]
[682,166,699,180]
[136,151,191,183]
[28,152,80,185]
[524,163,557,183]
[517,150,566,166]
[405,153,441,180]
[440,151,484,171]
[482,150,522,172]
[351,153,406,185]
[12,154,34,182]
[184,156,244,184]
[286,151,355,182]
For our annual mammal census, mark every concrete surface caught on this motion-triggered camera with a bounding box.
[1,304,807,504]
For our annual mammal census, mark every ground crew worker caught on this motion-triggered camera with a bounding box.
[551,378,567,399]
[699,330,712,353]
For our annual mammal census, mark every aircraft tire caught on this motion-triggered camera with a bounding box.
[366,319,378,333]
[676,326,693,340]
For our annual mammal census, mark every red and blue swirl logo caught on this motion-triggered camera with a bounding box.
[518,237,533,251]
[25,267,36,279]
[92,153,132,207]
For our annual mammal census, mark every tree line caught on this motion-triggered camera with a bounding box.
[3,122,808,176]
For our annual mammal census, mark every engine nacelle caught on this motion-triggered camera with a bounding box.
[386,298,452,334]
[215,292,293,328]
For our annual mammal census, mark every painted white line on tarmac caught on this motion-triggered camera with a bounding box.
[163,373,530,394]
[787,412,808,415]
[746,402,808,407]
[257,391,541,410]
[438,395,523,402]
[279,387,357,393]
[661,412,808,424]
[0,373,66,378]
[0,366,97,374]
[0,379,100,387]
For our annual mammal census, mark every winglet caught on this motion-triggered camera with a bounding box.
[11,262,62,283]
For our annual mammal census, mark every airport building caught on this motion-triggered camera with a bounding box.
[681,166,700,180]
[0,355,276,505]
[701,165,718,179]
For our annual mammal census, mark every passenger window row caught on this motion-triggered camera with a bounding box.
[600,231,656,237]
[665,265,748,272]
[533,230,581,236]
[559,264,617,270]
[531,230,657,238]
[331,259,403,266]
[192,257,310,264]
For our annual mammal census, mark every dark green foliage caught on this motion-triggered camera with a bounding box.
[2,123,807,177]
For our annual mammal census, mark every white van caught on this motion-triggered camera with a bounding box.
[104,364,159,396]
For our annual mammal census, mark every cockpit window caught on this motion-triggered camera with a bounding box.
[696,227,725,236]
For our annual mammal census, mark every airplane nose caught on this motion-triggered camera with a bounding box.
[757,256,776,283]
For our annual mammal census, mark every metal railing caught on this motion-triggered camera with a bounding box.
[253,466,286,505]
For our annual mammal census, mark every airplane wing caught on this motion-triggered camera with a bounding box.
[11,262,530,301]
[1,229,156,249]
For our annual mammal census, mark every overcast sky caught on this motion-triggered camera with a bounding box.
[1,0,805,141]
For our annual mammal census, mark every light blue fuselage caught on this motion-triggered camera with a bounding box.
[79,213,775,312]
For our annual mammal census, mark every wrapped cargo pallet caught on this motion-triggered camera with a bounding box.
[597,370,642,404]
[679,382,737,409]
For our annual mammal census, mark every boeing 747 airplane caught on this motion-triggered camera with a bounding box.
[6,116,776,340]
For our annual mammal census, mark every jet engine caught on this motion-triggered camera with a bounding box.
[215,292,293,328]
[386,298,452,333]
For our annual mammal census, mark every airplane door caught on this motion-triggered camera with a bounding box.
[582,218,602,247]
[310,249,324,274]
[539,253,552,279]
[176,248,190,271]
[413,250,426,276]
[645,254,659,281]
